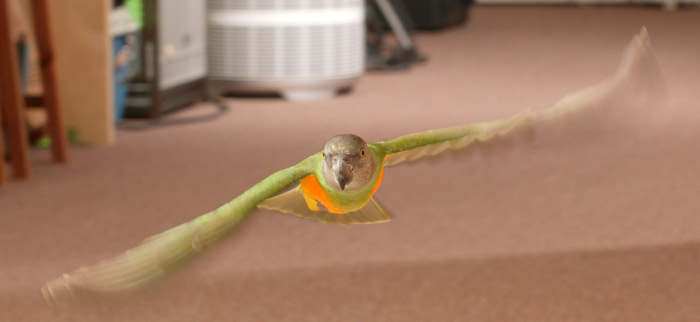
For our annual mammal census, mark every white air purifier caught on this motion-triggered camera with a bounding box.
[206,0,365,101]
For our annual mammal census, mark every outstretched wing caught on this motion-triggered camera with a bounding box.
[42,155,318,304]
[378,110,533,167]
[378,28,657,167]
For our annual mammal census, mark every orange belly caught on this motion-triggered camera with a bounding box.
[300,170,384,214]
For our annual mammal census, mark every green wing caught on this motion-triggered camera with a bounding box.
[42,155,318,304]
[378,110,533,167]
[378,28,655,167]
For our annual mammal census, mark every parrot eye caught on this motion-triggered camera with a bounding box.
[322,152,325,158]
[361,150,366,157]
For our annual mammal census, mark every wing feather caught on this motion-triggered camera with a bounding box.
[379,28,658,167]
[380,111,532,167]
[42,156,317,304]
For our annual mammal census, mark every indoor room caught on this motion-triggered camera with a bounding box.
[1,0,699,321]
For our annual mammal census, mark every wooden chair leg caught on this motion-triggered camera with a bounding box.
[0,107,6,184]
[30,0,68,163]
[0,0,31,179]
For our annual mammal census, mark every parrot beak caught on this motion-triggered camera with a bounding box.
[332,156,353,190]
[336,173,347,191]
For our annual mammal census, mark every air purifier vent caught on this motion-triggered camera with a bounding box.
[207,0,364,100]
[208,24,362,81]
[208,0,362,10]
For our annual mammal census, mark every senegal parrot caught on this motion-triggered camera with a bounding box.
[42,29,659,304]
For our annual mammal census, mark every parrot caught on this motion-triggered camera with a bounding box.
[41,29,659,304]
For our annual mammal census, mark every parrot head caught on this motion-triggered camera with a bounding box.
[322,134,376,191]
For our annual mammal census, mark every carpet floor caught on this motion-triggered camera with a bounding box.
[2,5,700,322]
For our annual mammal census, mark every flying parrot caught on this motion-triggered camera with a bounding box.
[42,29,659,304]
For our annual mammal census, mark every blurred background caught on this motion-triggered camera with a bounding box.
[2,1,700,321]
[3,0,696,146]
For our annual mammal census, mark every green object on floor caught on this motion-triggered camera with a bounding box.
[34,137,51,148]
[33,128,80,148]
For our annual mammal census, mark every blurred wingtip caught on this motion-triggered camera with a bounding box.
[623,26,667,102]
[533,27,667,132]
[41,275,79,308]
[638,26,650,45]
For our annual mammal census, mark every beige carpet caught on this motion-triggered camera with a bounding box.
[2,5,700,321]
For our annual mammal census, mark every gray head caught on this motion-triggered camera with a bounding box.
[322,134,376,191]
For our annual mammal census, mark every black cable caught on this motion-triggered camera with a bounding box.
[117,98,230,131]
